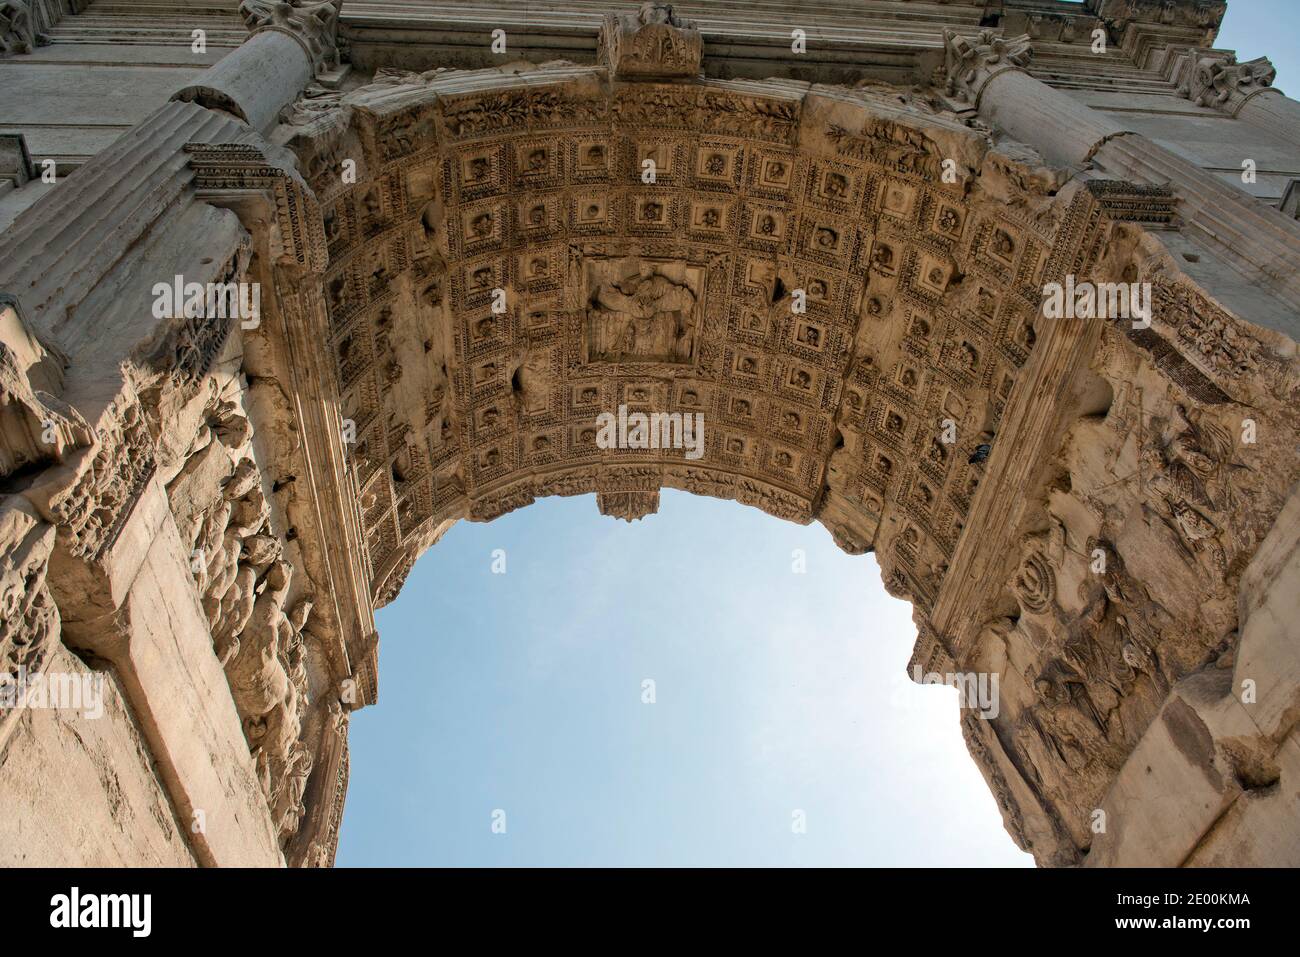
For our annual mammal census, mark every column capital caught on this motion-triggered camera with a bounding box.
[941,29,1035,108]
[239,0,344,77]
[1178,53,1278,115]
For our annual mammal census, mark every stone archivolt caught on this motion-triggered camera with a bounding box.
[281,66,1094,623]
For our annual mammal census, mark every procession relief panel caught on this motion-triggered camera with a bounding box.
[162,379,323,843]
[0,214,347,863]
[954,221,1300,863]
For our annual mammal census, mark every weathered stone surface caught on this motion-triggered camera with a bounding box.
[598,3,702,80]
[0,0,1298,869]
[0,646,197,867]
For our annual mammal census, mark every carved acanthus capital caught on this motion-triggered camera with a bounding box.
[238,0,343,76]
[942,29,1034,107]
[598,2,703,79]
[1179,54,1277,113]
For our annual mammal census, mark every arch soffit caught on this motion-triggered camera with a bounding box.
[275,65,1102,609]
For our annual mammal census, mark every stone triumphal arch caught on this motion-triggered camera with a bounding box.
[0,0,1297,867]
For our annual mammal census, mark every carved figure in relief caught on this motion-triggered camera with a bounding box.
[511,343,551,415]
[0,0,41,55]
[1078,538,1170,687]
[160,389,323,841]
[1023,668,1107,772]
[274,742,314,838]
[226,561,293,719]
[586,264,698,363]
[1140,403,1237,573]
[0,499,58,695]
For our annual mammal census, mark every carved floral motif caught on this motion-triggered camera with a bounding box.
[598,2,702,79]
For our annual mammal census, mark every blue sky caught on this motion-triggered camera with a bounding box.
[336,1,1297,867]
[338,491,1027,866]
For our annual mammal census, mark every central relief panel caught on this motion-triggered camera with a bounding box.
[582,258,703,365]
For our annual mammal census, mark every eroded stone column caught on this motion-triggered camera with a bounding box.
[0,0,349,868]
[945,29,1300,335]
[172,0,344,133]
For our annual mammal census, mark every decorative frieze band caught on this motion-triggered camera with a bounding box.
[1085,180,1177,226]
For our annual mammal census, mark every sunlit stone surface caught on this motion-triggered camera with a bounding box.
[0,0,1297,867]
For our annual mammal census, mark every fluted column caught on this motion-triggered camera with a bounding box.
[969,67,1128,170]
[1235,90,1300,149]
[172,0,343,133]
[944,30,1300,328]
